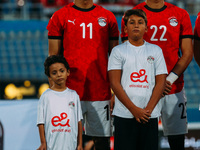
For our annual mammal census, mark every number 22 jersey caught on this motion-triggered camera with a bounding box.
[47,3,119,101]
[121,2,193,94]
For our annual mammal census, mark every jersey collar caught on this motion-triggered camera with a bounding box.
[144,4,167,12]
[72,4,96,12]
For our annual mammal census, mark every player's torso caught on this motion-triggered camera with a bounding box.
[58,4,114,101]
[135,3,183,72]
[62,4,110,66]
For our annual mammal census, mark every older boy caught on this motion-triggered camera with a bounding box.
[108,9,167,150]
[121,1,193,149]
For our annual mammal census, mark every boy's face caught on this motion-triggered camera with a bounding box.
[124,15,147,41]
[49,63,70,86]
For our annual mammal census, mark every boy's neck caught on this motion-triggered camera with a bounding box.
[51,85,67,92]
[145,0,165,9]
[128,38,145,47]
[74,0,94,9]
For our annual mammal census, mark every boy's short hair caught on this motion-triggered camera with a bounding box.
[123,9,147,26]
[44,55,70,77]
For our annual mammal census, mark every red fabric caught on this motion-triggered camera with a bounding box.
[47,3,119,101]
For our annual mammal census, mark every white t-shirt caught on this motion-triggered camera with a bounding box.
[37,88,83,150]
[108,41,168,118]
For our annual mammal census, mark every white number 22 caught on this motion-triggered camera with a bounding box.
[150,25,167,41]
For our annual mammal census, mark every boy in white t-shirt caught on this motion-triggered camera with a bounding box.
[108,9,168,150]
[37,55,83,150]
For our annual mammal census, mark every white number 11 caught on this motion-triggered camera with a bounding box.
[80,23,93,39]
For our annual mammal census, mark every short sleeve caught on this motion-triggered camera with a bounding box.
[47,10,64,39]
[108,11,119,40]
[194,12,200,40]
[37,94,45,125]
[154,47,168,76]
[76,93,83,122]
[108,47,123,71]
[180,10,193,38]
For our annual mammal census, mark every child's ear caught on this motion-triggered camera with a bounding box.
[145,25,148,33]
[67,70,70,76]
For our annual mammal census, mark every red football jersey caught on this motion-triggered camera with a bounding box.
[47,3,119,101]
[121,2,193,94]
[194,12,200,39]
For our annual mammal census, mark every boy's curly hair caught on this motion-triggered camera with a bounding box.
[44,55,70,77]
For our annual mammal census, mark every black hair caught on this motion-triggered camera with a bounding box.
[123,9,147,26]
[44,55,70,77]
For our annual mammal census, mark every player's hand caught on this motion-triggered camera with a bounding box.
[131,107,151,123]
[162,80,172,97]
[77,145,83,150]
[37,143,46,150]
[110,94,115,114]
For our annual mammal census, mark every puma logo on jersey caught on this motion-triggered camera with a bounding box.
[68,19,75,25]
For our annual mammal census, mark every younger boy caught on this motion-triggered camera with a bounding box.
[37,55,83,150]
[108,9,168,150]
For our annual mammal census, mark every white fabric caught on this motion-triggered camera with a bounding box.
[81,100,112,136]
[160,89,188,136]
[166,72,179,84]
[108,41,168,118]
[37,88,83,150]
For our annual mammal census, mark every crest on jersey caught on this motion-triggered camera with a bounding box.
[98,17,107,27]
[69,101,75,108]
[147,56,154,64]
[169,17,178,27]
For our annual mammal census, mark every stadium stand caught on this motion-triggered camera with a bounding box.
[0,21,48,81]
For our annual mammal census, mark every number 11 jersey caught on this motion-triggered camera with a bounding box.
[47,3,119,101]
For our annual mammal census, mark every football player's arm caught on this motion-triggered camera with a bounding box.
[37,124,47,150]
[145,74,166,114]
[48,39,62,56]
[77,121,83,150]
[109,40,119,54]
[194,38,200,67]
[108,70,151,123]
[174,38,193,75]
[48,39,62,87]
[163,38,193,95]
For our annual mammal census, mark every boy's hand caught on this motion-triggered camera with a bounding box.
[110,95,115,113]
[162,80,172,97]
[131,107,151,123]
[37,143,46,150]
